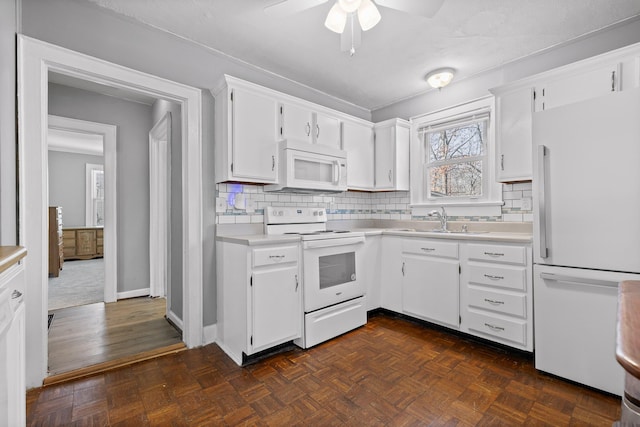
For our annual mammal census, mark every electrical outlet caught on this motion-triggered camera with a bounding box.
[521,197,532,211]
[245,199,256,213]
[215,197,227,213]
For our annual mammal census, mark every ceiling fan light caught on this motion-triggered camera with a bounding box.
[325,2,348,33]
[338,0,362,13]
[426,68,456,88]
[357,0,381,31]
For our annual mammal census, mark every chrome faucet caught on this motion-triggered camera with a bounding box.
[429,207,448,232]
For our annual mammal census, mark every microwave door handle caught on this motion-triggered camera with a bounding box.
[333,160,340,184]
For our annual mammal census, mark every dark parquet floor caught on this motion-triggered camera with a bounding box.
[26,313,621,426]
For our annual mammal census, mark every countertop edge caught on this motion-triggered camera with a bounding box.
[216,235,301,246]
[0,246,27,275]
[616,280,640,380]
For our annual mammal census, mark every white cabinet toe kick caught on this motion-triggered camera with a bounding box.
[295,296,367,349]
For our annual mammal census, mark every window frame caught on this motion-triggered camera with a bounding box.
[410,96,503,217]
[85,163,105,226]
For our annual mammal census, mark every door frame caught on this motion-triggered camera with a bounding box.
[48,115,117,304]
[149,112,171,306]
[18,35,203,388]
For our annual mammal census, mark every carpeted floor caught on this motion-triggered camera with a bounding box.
[48,258,104,311]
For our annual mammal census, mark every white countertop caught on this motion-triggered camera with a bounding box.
[216,227,532,245]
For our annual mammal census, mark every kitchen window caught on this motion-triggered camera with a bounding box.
[410,97,502,216]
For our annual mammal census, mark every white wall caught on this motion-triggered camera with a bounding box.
[48,83,153,294]
[48,151,104,227]
[0,0,18,245]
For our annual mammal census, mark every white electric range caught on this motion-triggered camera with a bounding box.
[264,207,367,348]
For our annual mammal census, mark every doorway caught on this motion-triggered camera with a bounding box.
[19,35,204,388]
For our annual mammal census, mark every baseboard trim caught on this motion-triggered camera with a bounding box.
[117,288,150,300]
[202,323,217,345]
[167,310,183,331]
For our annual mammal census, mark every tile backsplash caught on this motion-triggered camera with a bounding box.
[216,182,533,224]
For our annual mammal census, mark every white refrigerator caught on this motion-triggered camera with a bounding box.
[532,88,640,396]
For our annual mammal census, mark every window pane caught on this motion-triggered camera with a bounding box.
[428,161,483,198]
[428,121,486,162]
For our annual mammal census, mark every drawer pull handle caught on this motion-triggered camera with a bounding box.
[421,248,435,252]
[483,274,504,280]
[268,255,285,260]
[484,323,505,332]
[484,252,504,257]
[484,298,504,305]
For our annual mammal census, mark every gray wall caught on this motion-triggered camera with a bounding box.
[48,83,153,294]
[371,18,640,121]
[21,0,370,121]
[48,150,104,227]
[0,0,17,245]
[151,99,183,320]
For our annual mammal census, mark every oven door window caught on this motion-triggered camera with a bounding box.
[319,252,356,289]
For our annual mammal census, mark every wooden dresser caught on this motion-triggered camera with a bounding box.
[48,206,64,277]
[63,227,104,260]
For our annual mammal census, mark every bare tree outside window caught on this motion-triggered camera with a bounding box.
[424,120,487,198]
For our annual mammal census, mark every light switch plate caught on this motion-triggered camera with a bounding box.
[245,199,256,213]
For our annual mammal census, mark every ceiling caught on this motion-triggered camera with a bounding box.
[86,0,640,111]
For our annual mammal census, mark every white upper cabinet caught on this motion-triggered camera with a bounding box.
[280,102,341,149]
[315,112,341,148]
[534,62,620,112]
[280,102,313,143]
[374,118,410,191]
[342,120,374,190]
[214,77,279,184]
[492,87,534,182]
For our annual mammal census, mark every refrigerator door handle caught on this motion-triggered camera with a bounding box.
[538,145,548,258]
[540,272,618,289]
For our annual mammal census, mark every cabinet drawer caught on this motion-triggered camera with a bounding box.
[468,287,526,318]
[467,311,527,346]
[467,244,525,265]
[468,264,527,291]
[253,245,298,267]
[402,239,458,259]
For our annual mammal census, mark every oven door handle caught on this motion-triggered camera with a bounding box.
[303,236,365,249]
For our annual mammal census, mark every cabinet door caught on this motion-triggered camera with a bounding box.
[380,237,402,312]
[76,230,97,256]
[402,255,460,328]
[496,88,533,182]
[315,112,341,148]
[374,125,395,190]
[232,88,279,182]
[251,265,301,352]
[343,121,374,190]
[535,63,619,112]
[281,103,313,143]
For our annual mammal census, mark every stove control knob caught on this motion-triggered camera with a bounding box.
[318,210,324,216]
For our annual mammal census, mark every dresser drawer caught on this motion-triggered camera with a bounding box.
[468,287,526,318]
[253,245,298,267]
[467,244,526,265]
[402,239,458,259]
[467,311,527,346]
[468,264,527,291]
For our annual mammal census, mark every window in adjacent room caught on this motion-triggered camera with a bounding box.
[86,163,104,226]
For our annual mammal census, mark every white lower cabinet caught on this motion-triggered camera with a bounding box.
[401,239,460,329]
[380,236,403,312]
[217,240,301,364]
[460,242,533,351]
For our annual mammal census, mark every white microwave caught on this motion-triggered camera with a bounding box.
[264,140,347,193]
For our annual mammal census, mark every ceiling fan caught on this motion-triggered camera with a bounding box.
[265,0,445,55]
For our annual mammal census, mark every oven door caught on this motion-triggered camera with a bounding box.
[302,236,365,312]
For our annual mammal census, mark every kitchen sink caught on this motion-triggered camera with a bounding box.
[419,229,489,235]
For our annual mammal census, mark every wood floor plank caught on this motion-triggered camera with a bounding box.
[48,297,184,376]
[29,313,622,426]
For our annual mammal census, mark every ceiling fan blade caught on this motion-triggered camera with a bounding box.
[264,0,329,17]
[374,0,445,17]
[340,14,362,55]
